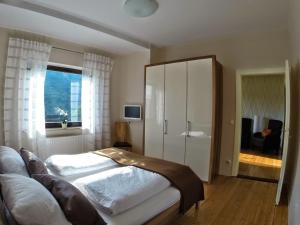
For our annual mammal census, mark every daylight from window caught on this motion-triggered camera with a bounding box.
[44,69,82,123]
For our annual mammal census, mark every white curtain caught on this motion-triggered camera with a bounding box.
[82,53,113,151]
[3,38,51,156]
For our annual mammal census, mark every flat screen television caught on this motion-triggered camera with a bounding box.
[123,105,142,120]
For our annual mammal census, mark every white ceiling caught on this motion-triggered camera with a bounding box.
[0,3,149,55]
[0,0,288,54]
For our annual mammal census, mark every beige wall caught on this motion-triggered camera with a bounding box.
[151,29,289,175]
[111,52,150,154]
[242,75,285,123]
[287,0,300,224]
[0,26,150,153]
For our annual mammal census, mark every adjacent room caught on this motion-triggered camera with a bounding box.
[239,74,285,181]
[0,0,300,225]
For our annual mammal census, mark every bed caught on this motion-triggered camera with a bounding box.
[46,156,181,225]
[0,147,204,225]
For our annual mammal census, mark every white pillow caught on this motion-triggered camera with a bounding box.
[0,174,71,225]
[0,146,29,176]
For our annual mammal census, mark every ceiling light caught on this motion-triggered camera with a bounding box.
[123,0,159,18]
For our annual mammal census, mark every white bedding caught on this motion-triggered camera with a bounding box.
[47,166,119,183]
[73,166,171,216]
[45,153,118,176]
[99,187,180,225]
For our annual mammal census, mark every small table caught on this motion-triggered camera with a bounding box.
[113,142,132,152]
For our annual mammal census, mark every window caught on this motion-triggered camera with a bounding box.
[44,65,82,128]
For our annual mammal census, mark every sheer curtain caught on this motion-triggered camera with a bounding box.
[3,38,51,156]
[82,53,113,151]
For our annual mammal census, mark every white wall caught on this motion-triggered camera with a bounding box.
[111,52,150,154]
[151,29,289,175]
[287,0,300,223]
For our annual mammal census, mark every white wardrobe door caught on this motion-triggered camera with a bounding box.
[144,65,165,159]
[164,62,187,164]
[185,59,213,182]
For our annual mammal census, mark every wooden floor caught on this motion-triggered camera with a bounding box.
[174,176,287,225]
[238,151,281,180]
[240,150,282,167]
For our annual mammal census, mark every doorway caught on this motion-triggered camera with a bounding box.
[233,64,291,205]
[238,74,284,181]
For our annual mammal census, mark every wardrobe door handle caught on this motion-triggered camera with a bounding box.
[164,120,168,135]
[187,121,191,137]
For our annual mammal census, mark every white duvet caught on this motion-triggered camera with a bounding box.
[73,166,171,216]
[45,153,118,176]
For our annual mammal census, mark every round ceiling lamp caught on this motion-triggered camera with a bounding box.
[123,0,159,18]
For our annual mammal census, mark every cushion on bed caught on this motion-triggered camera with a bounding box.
[33,174,106,225]
[0,174,71,225]
[20,148,48,176]
[0,146,29,177]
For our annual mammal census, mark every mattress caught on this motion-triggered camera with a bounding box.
[98,187,181,225]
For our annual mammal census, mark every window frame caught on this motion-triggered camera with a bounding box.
[45,65,82,129]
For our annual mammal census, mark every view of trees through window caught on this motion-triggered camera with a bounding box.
[44,67,82,123]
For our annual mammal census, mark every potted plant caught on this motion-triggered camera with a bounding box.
[55,107,68,129]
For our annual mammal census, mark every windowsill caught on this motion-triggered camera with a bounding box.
[46,127,83,138]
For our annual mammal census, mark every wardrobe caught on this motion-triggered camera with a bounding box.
[144,56,222,183]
